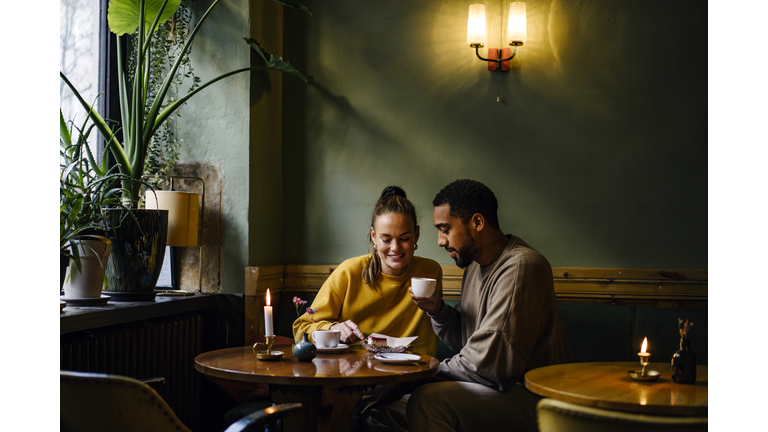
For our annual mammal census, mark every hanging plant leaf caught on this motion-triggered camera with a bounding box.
[271,0,314,17]
[108,0,182,36]
[245,37,311,84]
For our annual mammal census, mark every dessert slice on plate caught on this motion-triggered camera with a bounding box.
[362,333,418,353]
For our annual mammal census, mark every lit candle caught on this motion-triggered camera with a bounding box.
[638,337,651,375]
[264,289,273,337]
[638,337,651,358]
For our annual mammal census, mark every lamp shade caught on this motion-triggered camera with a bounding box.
[467,4,487,46]
[507,2,527,44]
[145,191,200,247]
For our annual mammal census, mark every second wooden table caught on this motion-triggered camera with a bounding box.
[524,362,708,416]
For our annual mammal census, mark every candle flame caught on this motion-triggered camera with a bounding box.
[266,289,271,306]
[641,337,648,354]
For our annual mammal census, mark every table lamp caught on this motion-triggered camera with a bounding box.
[145,176,204,292]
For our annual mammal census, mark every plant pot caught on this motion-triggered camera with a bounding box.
[105,209,169,297]
[63,239,111,299]
[60,251,70,291]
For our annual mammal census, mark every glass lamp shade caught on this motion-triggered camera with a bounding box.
[145,191,200,247]
[467,4,487,46]
[507,2,527,45]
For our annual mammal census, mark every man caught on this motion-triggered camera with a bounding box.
[361,179,572,432]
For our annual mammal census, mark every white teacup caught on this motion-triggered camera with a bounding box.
[411,277,437,298]
[312,330,341,348]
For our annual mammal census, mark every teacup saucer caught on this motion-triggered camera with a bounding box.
[316,343,349,353]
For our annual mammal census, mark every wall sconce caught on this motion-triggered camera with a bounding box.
[145,176,205,293]
[467,3,527,71]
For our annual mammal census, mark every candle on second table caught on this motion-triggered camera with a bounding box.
[638,337,650,357]
[264,289,273,337]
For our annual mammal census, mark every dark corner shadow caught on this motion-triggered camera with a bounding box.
[249,49,273,105]
[310,82,359,121]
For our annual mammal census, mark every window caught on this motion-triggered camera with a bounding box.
[59,0,176,291]
[60,0,109,157]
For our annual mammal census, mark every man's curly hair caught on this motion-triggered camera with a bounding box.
[432,179,499,229]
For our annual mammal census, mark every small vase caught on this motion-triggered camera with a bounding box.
[671,337,697,384]
[293,333,316,362]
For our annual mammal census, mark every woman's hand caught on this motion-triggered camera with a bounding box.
[331,320,365,343]
[410,287,443,315]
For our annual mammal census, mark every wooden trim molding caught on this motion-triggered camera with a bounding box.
[244,265,707,343]
[550,268,707,308]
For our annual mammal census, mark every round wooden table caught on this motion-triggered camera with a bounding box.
[195,344,439,432]
[524,362,708,416]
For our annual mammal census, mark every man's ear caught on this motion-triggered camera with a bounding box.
[471,213,485,232]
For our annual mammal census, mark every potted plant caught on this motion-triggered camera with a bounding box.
[60,110,135,299]
[59,0,312,297]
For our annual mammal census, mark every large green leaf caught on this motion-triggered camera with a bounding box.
[108,0,181,36]
[60,110,72,148]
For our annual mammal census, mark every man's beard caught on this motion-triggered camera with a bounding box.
[451,231,477,268]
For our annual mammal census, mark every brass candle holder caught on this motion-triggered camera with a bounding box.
[629,351,660,381]
[253,335,284,361]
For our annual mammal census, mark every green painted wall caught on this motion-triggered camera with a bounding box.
[177,0,254,293]
[177,0,288,293]
[281,0,707,269]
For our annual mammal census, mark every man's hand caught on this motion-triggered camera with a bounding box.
[410,287,443,315]
[330,320,365,343]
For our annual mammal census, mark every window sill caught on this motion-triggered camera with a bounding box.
[60,293,221,334]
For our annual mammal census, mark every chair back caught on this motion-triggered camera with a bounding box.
[61,370,192,432]
[537,398,707,432]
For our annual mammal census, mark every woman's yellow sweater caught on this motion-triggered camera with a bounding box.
[292,254,442,356]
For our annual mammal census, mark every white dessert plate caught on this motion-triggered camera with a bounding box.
[374,353,421,364]
[316,343,349,353]
[375,363,419,373]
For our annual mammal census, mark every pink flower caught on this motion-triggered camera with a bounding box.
[293,296,308,317]
[292,297,319,322]
[678,318,694,338]
[306,307,318,323]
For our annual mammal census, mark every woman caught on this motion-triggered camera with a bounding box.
[293,186,442,356]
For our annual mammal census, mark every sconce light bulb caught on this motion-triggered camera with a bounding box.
[507,2,527,45]
[467,4,487,46]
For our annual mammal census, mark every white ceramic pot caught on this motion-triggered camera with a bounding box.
[63,239,111,299]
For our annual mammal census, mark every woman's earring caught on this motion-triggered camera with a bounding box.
[373,244,377,251]
[414,244,418,250]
